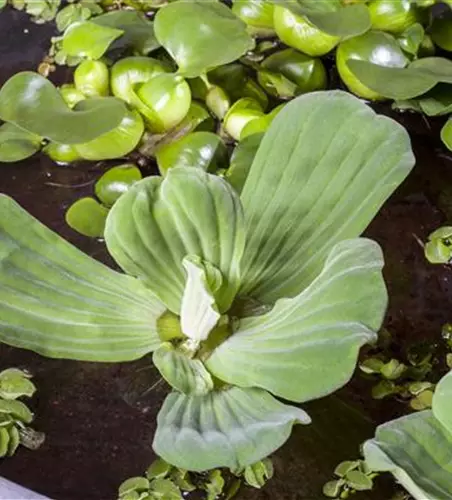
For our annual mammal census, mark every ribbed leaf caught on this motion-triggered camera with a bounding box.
[152,343,214,395]
[239,90,414,304]
[105,168,245,314]
[180,256,221,343]
[432,370,452,434]
[153,386,310,471]
[0,195,165,362]
[207,239,386,403]
[0,72,126,144]
[363,411,452,500]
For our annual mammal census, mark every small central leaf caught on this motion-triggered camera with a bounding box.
[181,256,221,344]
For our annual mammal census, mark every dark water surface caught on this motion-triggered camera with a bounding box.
[1,7,452,500]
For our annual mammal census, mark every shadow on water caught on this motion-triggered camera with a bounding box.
[1,6,452,500]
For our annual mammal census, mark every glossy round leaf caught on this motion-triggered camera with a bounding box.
[0,72,126,144]
[441,119,452,152]
[368,0,422,34]
[0,123,41,163]
[74,60,110,97]
[62,21,124,59]
[65,197,109,238]
[75,109,144,161]
[223,98,264,141]
[95,164,142,207]
[154,0,255,77]
[156,132,228,175]
[43,143,82,164]
[231,0,275,36]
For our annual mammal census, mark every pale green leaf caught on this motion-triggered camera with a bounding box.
[346,57,452,100]
[0,123,41,163]
[62,21,123,59]
[0,369,36,400]
[238,90,414,303]
[152,342,214,395]
[154,0,255,77]
[180,256,220,343]
[105,168,246,314]
[0,72,126,144]
[418,84,452,116]
[0,400,33,423]
[152,386,310,471]
[0,195,165,362]
[363,411,452,500]
[207,239,385,403]
[432,370,452,434]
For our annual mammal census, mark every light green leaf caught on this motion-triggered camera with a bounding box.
[105,168,246,314]
[65,197,109,238]
[0,195,165,362]
[95,164,143,208]
[0,369,36,400]
[0,400,33,423]
[146,458,172,480]
[62,21,123,59]
[346,57,452,100]
[418,85,452,116]
[154,0,255,77]
[153,386,310,471]
[0,72,126,144]
[153,342,214,395]
[150,478,182,499]
[0,123,41,163]
[432,370,452,433]
[207,239,385,403]
[363,411,452,500]
[92,10,160,55]
[243,458,274,489]
[441,118,452,152]
[180,256,220,343]
[272,1,371,38]
[0,428,10,457]
[238,90,414,303]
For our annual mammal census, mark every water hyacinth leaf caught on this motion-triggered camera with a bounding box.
[153,342,214,395]
[207,239,385,402]
[0,195,165,361]
[0,123,41,163]
[154,0,255,77]
[180,256,221,343]
[431,18,452,52]
[62,21,123,59]
[65,197,109,238]
[272,1,371,38]
[418,85,452,116]
[95,164,142,208]
[105,168,245,314]
[363,411,452,499]
[153,386,310,471]
[441,118,452,152]
[346,57,452,100]
[225,133,263,195]
[0,72,126,144]
[92,10,160,54]
[155,132,228,176]
[238,90,414,303]
[432,370,452,433]
[398,23,424,55]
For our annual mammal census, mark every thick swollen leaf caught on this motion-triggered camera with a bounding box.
[105,168,245,314]
[180,256,221,343]
[272,1,371,38]
[153,386,310,471]
[65,197,109,238]
[0,72,126,144]
[238,90,414,303]
[92,10,160,54]
[154,0,254,77]
[363,411,452,499]
[432,371,452,433]
[441,118,452,152]
[62,21,123,59]
[346,57,452,100]
[153,342,214,395]
[0,195,165,362]
[207,239,385,402]
[0,123,41,163]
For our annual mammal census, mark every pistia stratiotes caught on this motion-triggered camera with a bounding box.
[0,91,414,471]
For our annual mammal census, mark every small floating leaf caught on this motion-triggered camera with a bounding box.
[95,164,142,208]
[65,197,109,238]
[0,123,41,163]
[441,118,452,152]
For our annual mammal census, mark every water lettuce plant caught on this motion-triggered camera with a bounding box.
[363,369,452,499]
[0,91,414,470]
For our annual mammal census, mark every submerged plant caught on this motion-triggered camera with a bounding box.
[0,91,414,471]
